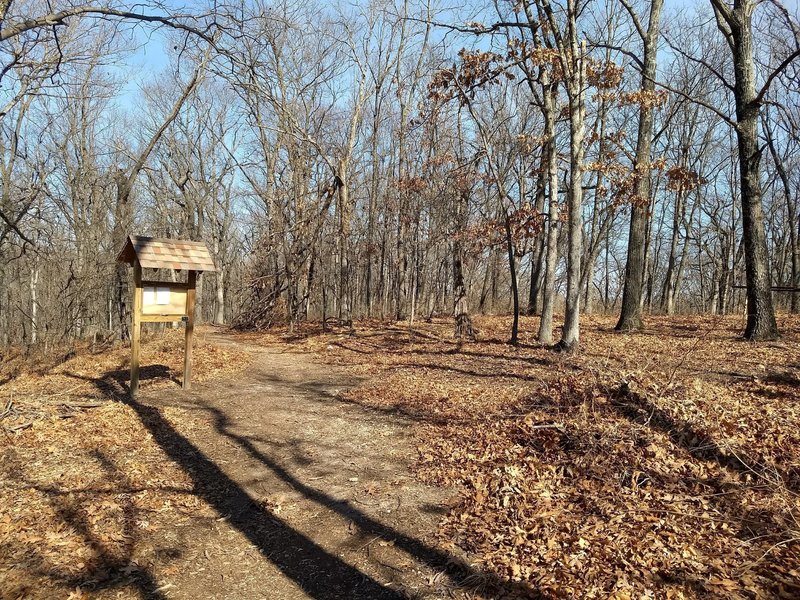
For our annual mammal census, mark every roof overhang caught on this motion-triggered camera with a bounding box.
[117,235,217,272]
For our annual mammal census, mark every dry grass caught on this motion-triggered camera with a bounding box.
[256,314,800,599]
[0,327,247,407]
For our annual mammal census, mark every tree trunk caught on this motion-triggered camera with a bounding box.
[558,39,586,350]
[616,0,664,331]
[29,261,38,344]
[215,266,225,325]
[670,199,697,313]
[112,172,133,340]
[738,111,778,338]
[764,114,798,313]
[661,189,685,314]
[582,91,610,316]
[366,113,379,317]
[505,214,520,346]
[527,151,547,315]
[453,239,474,340]
[338,159,352,326]
[712,0,779,339]
[538,81,559,345]
[794,208,800,314]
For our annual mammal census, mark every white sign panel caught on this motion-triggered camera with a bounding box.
[143,286,173,305]
[140,283,187,316]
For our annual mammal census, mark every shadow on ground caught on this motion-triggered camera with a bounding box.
[59,365,540,600]
[610,382,800,492]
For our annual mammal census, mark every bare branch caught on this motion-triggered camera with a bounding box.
[119,46,213,203]
[663,33,735,92]
[754,47,800,105]
[588,39,645,70]
[0,6,217,45]
[618,0,646,41]
[649,74,738,129]
[709,0,734,26]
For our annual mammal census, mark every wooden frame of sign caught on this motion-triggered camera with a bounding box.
[130,266,197,395]
[117,236,216,396]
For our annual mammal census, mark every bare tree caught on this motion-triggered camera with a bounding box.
[532,0,588,350]
[616,0,665,331]
[705,0,798,339]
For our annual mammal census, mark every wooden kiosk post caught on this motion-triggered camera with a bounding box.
[117,236,216,396]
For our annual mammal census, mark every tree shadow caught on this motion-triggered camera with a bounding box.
[605,384,800,593]
[186,397,539,599]
[8,449,169,599]
[763,371,800,389]
[66,369,540,599]
[609,383,800,493]
[64,371,408,599]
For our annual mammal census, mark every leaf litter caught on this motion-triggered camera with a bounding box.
[0,327,249,599]
[2,315,799,598]
[266,314,800,599]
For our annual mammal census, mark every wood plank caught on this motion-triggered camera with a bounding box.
[183,270,197,390]
[141,314,187,323]
[141,280,193,290]
[131,261,142,397]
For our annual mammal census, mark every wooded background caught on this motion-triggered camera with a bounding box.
[1,0,798,350]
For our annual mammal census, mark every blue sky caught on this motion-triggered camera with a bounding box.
[111,0,800,111]
[114,28,171,111]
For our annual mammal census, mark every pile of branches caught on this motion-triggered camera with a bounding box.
[231,237,288,331]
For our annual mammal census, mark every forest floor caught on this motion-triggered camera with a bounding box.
[0,327,465,600]
[1,314,800,599]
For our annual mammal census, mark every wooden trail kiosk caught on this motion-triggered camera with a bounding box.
[117,236,216,396]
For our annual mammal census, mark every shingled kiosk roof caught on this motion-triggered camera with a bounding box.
[117,235,216,272]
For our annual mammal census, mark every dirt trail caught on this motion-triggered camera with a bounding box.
[126,333,465,600]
